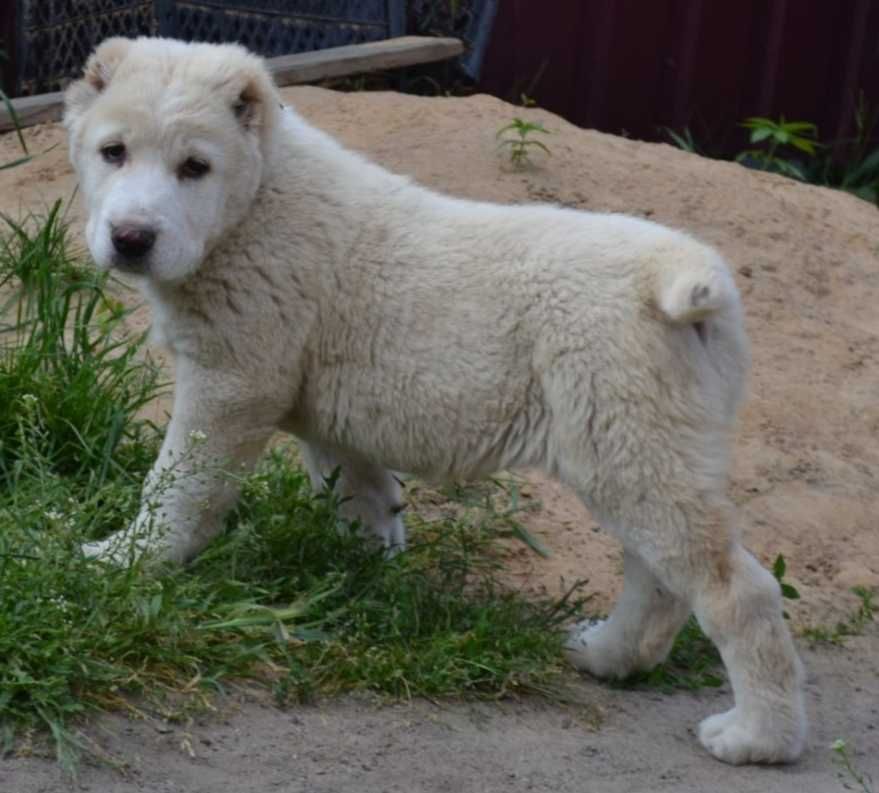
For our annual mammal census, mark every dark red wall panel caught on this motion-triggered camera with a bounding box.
[479,0,879,153]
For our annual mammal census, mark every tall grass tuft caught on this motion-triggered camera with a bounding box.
[0,202,163,491]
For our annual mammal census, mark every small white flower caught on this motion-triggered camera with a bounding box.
[50,596,70,612]
[188,429,207,443]
[20,394,38,404]
[246,479,270,498]
[831,738,847,752]
[45,510,63,522]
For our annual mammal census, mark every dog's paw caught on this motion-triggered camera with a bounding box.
[82,532,174,567]
[82,536,123,563]
[564,618,635,679]
[698,707,806,765]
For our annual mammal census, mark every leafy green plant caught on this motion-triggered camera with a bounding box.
[806,93,879,204]
[496,118,552,168]
[832,739,874,793]
[667,108,879,206]
[736,116,819,180]
[771,553,801,619]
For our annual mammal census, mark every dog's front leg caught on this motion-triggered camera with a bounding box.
[83,368,275,565]
[299,441,407,553]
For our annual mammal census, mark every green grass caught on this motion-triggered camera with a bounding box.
[610,617,724,692]
[0,206,590,772]
[801,586,875,647]
[0,203,162,489]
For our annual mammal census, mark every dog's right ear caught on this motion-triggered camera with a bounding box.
[63,38,133,128]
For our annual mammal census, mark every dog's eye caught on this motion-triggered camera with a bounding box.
[101,143,126,165]
[179,158,211,180]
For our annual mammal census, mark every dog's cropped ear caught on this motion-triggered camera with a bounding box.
[232,82,262,129]
[226,58,281,138]
[63,38,133,128]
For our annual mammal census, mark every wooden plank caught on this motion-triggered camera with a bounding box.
[268,35,463,86]
[0,36,463,134]
[1,91,65,132]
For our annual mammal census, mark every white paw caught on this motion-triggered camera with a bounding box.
[82,536,132,565]
[82,531,175,566]
[564,618,633,679]
[698,707,806,765]
[378,514,407,556]
[698,708,739,743]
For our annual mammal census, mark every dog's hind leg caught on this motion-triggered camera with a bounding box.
[299,441,407,552]
[577,491,807,764]
[565,548,691,678]
[686,532,807,764]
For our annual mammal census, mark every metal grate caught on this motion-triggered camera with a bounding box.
[16,1,156,96]
[158,1,405,59]
[408,0,496,79]
[14,0,405,96]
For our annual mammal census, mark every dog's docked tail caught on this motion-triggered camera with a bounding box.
[647,239,749,413]
[651,245,740,326]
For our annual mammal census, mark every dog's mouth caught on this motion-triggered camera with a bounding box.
[111,252,152,275]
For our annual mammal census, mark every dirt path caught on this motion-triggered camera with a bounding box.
[4,627,877,792]
[1,85,877,789]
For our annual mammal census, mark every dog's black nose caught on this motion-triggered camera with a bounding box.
[111,225,156,259]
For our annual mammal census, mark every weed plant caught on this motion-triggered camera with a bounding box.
[736,116,819,180]
[832,739,875,793]
[804,93,879,205]
[665,101,879,206]
[496,118,552,168]
[802,586,875,646]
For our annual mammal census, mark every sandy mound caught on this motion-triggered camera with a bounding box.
[2,86,877,626]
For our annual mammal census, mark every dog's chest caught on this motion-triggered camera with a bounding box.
[144,290,206,359]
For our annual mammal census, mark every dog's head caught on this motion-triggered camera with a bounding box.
[64,38,281,282]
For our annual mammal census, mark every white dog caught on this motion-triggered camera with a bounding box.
[63,37,806,765]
